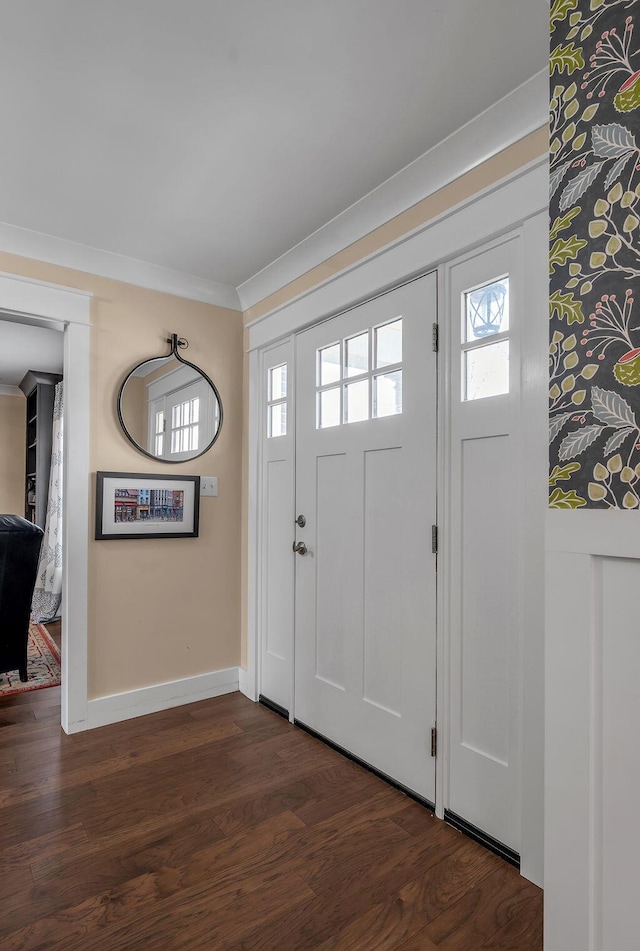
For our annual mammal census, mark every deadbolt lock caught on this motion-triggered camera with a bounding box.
[296,514,306,527]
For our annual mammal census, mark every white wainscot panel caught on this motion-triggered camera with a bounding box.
[546,542,640,951]
[600,556,640,951]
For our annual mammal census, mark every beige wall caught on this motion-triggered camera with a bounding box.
[0,250,243,700]
[0,394,25,514]
[239,126,548,666]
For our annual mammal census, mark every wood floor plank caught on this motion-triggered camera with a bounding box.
[421,863,534,949]
[0,689,543,950]
[476,890,543,951]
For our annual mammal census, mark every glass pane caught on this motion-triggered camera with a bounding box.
[318,386,341,429]
[172,404,180,429]
[344,379,369,423]
[345,333,369,378]
[171,430,179,453]
[191,398,200,423]
[183,401,191,426]
[155,434,163,456]
[269,364,287,400]
[155,411,164,435]
[375,319,402,368]
[318,344,341,386]
[465,278,509,341]
[374,370,403,417]
[190,424,199,451]
[268,402,287,438]
[465,340,509,400]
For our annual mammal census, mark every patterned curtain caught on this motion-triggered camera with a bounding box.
[31,382,63,623]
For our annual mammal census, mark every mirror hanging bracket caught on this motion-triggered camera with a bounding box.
[167,333,189,355]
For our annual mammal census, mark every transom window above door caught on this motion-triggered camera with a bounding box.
[316,318,403,428]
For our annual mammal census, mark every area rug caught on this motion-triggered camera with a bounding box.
[0,623,61,697]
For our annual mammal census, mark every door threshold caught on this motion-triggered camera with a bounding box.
[294,718,434,811]
[258,694,289,720]
[443,809,520,869]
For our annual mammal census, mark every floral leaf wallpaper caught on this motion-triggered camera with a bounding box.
[549,0,640,509]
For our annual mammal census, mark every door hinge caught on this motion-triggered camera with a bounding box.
[432,322,439,352]
[431,726,437,758]
[431,524,438,554]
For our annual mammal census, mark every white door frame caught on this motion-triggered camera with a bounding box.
[0,271,92,733]
[244,157,547,882]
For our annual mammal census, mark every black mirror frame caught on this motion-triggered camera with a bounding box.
[117,333,223,464]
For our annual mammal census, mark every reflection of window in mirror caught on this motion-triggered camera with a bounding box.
[144,360,219,461]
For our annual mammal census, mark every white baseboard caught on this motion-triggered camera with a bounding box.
[67,666,240,733]
[238,666,257,702]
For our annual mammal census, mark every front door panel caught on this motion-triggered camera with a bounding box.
[294,273,437,801]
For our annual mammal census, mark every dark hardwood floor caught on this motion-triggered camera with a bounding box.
[0,679,542,950]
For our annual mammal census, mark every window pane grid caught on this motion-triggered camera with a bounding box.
[170,398,200,453]
[315,319,403,429]
[461,329,509,354]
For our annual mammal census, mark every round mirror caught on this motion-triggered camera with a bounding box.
[117,337,223,463]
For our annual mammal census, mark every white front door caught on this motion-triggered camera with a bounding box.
[293,273,437,802]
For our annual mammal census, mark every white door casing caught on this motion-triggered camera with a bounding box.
[293,274,438,801]
[259,339,295,714]
[0,271,92,734]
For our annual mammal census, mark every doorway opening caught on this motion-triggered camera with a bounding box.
[0,319,63,702]
[0,273,92,733]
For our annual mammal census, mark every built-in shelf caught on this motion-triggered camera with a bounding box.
[19,370,62,528]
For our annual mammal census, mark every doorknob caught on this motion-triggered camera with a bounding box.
[293,541,308,555]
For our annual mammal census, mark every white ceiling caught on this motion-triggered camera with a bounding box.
[0,320,64,388]
[0,1,547,292]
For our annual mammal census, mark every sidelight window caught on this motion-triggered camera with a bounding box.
[462,278,509,401]
[267,363,288,437]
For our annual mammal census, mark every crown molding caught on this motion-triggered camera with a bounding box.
[0,222,242,312]
[237,69,548,312]
[0,384,22,397]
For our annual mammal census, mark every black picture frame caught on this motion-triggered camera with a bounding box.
[95,471,200,540]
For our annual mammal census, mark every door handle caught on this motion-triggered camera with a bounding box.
[293,541,308,555]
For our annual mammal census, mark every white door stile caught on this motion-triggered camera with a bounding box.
[435,262,451,823]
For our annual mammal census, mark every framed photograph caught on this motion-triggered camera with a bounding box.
[95,471,200,540]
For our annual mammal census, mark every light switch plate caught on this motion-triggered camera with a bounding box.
[200,476,218,497]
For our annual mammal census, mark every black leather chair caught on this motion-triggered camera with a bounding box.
[0,515,43,682]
